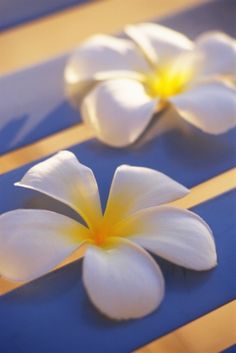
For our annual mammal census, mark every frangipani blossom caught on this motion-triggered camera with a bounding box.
[0,151,217,319]
[65,24,236,146]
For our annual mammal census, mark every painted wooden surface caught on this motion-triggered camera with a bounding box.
[0,1,235,352]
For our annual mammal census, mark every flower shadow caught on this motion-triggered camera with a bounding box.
[0,260,82,306]
[23,193,85,225]
[154,254,215,293]
[135,107,235,169]
[1,101,79,155]
[0,115,29,155]
[79,291,123,328]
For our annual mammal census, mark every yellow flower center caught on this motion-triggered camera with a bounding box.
[68,190,143,249]
[78,216,114,249]
[83,192,134,248]
[90,224,109,246]
[144,64,193,100]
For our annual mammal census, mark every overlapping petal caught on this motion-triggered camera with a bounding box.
[63,23,236,146]
[16,151,102,229]
[115,206,217,271]
[0,209,88,282]
[195,31,236,78]
[81,78,157,146]
[170,79,236,134]
[83,238,164,319]
[104,165,189,225]
[125,23,193,66]
[65,34,149,103]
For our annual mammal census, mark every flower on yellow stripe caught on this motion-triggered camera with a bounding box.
[0,151,217,319]
[65,24,236,146]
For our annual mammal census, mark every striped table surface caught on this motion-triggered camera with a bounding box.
[0,0,94,31]
[0,0,235,352]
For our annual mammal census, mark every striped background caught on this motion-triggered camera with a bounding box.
[0,1,235,352]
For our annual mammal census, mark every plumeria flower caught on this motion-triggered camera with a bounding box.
[0,151,217,319]
[65,24,236,147]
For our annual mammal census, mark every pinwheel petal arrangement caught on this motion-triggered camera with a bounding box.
[0,151,217,320]
[65,24,236,147]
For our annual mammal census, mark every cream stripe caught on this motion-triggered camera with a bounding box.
[0,124,94,175]
[0,0,207,75]
[134,300,236,353]
[169,167,236,209]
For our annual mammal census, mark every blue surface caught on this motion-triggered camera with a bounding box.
[0,0,91,31]
[0,55,80,156]
[1,0,236,156]
[0,190,235,353]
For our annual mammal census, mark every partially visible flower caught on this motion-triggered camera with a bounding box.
[65,24,236,147]
[0,151,217,320]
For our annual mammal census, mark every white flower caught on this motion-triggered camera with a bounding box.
[65,24,236,147]
[0,151,217,320]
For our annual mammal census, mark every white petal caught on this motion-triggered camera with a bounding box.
[104,165,189,225]
[0,209,88,282]
[64,34,149,103]
[120,206,217,271]
[125,23,193,66]
[195,31,236,77]
[81,79,157,146]
[170,79,236,134]
[83,238,164,319]
[16,151,102,229]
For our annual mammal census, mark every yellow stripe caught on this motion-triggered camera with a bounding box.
[0,123,94,175]
[134,300,236,353]
[0,167,235,295]
[169,167,236,209]
[0,0,207,75]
